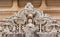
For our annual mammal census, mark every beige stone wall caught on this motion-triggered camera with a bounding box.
[0,0,60,22]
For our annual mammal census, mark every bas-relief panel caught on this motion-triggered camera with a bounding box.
[0,2,60,37]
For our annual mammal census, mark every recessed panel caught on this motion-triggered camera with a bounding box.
[0,11,17,18]
[0,0,13,7]
[18,0,41,8]
[46,0,60,7]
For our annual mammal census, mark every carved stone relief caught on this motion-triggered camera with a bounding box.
[0,2,60,37]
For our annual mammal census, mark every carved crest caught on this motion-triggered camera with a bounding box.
[0,3,60,37]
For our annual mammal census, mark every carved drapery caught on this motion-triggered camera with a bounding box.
[0,2,60,37]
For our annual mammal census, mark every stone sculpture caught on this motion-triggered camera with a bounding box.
[22,19,39,37]
[0,2,60,37]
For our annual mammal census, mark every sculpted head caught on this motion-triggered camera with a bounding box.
[28,19,32,23]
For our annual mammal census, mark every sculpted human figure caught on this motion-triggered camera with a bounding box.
[22,19,39,37]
